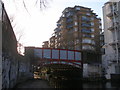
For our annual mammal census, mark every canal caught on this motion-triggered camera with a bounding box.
[15,79,120,89]
[53,81,120,88]
[82,81,120,89]
[48,76,120,88]
[33,71,120,89]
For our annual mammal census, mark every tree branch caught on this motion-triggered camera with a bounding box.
[23,0,30,15]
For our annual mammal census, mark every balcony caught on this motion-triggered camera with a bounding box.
[81,18,90,22]
[109,41,118,46]
[81,23,91,27]
[82,45,95,51]
[66,11,74,17]
[108,26,114,31]
[83,34,91,38]
[107,12,113,17]
[107,9,118,18]
[57,23,61,27]
[66,24,73,29]
[82,29,91,33]
[66,18,73,23]
[108,22,114,31]
[82,39,94,45]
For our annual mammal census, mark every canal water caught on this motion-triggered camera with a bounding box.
[53,81,120,88]
[82,82,120,89]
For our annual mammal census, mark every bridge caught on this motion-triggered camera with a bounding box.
[25,47,83,88]
[25,47,82,67]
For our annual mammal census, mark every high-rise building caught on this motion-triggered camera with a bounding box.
[51,6,101,52]
[102,1,120,79]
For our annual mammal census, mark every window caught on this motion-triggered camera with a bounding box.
[113,3,117,11]
[99,25,102,29]
[66,12,74,17]
[62,14,65,17]
[82,16,87,19]
[83,34,91,38]
[74,21,78,26]
[91,17,94,20]
[76,39,79,43]
[82,16,90,21]
[74,27,78,31]
[86,13,91,16]
[82,45,95,50]
[91,40,95,45]
[74,15,77,20]
[75,7,80,10]
[66,24,73,29]
[57,23,61,26]
[91,34,95,38]
[91,28,94,32]
[82,39,92,44]
[66,18,73,22]
[82,23,91,27]
[82,45,92,50]
[91,22,94,26]
[65,9,68,13]
[82,29,91,33]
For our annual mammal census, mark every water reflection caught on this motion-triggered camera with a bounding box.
[51,78,120,88]
[82,82,120,89]
[56,81,120,88]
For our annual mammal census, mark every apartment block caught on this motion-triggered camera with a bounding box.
[57,6,100,51]
[102,1,120,80]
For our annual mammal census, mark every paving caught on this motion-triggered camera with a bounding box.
[14,79,52,89]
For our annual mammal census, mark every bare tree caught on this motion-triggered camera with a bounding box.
[14,0,50,13]
[16,30,24,55]
[35,0,49,8]
[2,0,51,55]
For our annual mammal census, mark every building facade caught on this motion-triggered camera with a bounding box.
[52,6,102,53]
[49,35,55,48]
[42,41,49,48]
[102,1,120,79]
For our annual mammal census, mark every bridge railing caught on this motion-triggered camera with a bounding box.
[33,48,82,68]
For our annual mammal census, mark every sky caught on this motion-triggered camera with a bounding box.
[3,0,109,47]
